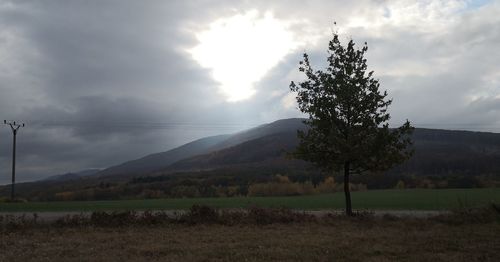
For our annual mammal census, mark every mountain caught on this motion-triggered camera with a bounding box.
[42,168,102,182]
[96,118,500,178]
[97,118,306,177]
[156,119,500,177]
[168,131,308,172]
[97,134,231,177]
[393,128,500,175]
[210,118,305,150]
[3,118,500,200]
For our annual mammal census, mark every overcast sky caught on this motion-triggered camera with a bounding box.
[0,0,499,183]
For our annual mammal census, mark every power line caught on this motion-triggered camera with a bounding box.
[22,120,260,130]
[24,120,500,133]
[5,119,500,133]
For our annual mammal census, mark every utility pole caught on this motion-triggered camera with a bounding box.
[4,120,24,200]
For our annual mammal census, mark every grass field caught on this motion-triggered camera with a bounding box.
[1,188,499,212]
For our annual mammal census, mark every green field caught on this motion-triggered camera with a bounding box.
[1,188,499,212]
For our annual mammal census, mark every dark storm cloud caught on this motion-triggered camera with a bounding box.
[0,0,241,183]
[1,1,220,102]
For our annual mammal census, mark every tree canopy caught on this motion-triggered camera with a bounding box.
[290,31,413,215]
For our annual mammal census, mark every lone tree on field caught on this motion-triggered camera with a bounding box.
[290,30,414,216]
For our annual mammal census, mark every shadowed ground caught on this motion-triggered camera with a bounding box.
[1,221,499,261]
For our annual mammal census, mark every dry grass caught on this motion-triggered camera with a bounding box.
[1,218,499,261]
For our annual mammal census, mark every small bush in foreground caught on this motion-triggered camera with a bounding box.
[179,204,220,224]
[431,203,500,225]
[0,213,39,230]
[2,204,499,231]
[178,205,315,225]
[53,211,173,227]
[245,207,315,225]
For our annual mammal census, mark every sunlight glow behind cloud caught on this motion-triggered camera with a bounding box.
[189,10,300,102]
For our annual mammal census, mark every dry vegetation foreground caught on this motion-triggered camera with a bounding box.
[1,215,500,261]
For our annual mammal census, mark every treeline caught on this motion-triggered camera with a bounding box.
[7,168,498,201]
[42,175,355,201]
[350,172,499,190]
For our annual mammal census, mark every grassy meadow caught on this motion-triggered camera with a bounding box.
[1,188,499,212]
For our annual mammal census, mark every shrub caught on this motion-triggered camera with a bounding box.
[248,182,312,196]
[179,204,220,224]
[0,213,39,231]
[246,207,315,225]
[178,205,315,225]
[430,203,500,225]
[171,186,200,198]
[55,213,89,227]
[394,180,405,189]
[316,177,336,194]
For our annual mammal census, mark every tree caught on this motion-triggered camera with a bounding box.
[290,30,413,216]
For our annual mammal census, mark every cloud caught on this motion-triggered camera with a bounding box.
[189,10,303,102]
[0,0,499,183]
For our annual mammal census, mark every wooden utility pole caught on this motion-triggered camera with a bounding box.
[4,120,24,200]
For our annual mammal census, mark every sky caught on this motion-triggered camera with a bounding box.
[0,0,499,183]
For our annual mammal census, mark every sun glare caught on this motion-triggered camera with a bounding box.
[189,10,299,102]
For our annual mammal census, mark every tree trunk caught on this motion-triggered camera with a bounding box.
[344,161,353,216]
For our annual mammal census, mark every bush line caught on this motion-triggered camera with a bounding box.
[1,204,499,231]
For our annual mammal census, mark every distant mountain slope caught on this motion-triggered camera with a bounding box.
[97,134,231,177]
[394,128,500,175]
[210,118,305,150]
[97,118,306,177]
[158,120,500,176]
[44,118,500,180]
[168,131,308,172]
[42,168,102,182]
